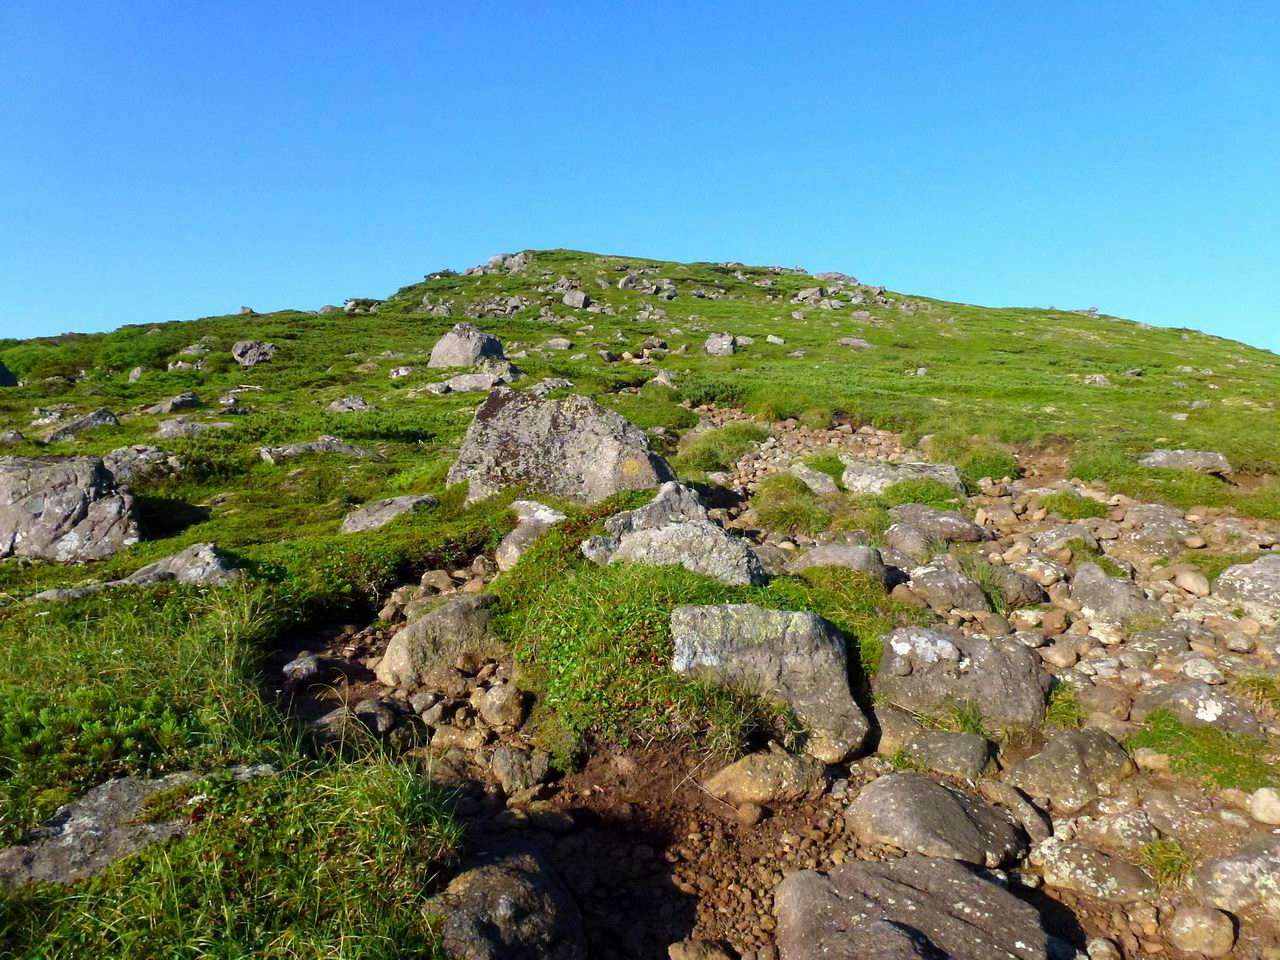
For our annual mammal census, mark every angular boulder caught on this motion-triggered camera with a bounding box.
[840,459,965,496]
[258,435,384,465]
[376,593,501,688]
[447,388,674,504]
[1005,728,1135,814]
[874,627,1051,729]
[231,340,276,368]
[1140,449,1232,477]
[0,456,139,563]
[1216,554,1280,625]
[45,408,119,444]
[774,855,1061,960]
[704,332,736,356]
[32,542,239,602]
[1070,562,1167,626]
[845,773,1027,867]
[431,852,586,960]
[340,495,439,533]
[428,322,505,368]
[582,481,765,586]
[670,603,869,762]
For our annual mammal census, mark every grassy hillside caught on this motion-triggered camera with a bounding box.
[1,248,1278,956]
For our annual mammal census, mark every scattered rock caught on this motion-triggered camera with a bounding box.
[785,544,889,585]
[1070,562,1167,626]
[32,542,239,602]
[1196,837,1280,919]
[1132,681,1261,734]
[903,731,994,780]
[258,436,384,465]
[340,495,439,533]
[496,500,568,572]
[1167,906,1236,957]
[1139,449,1233,477]
[704,333,736,356]
[1005,728,1135,814]
[428,322,504,368]
[0,456,139,563]
[839,458,964,496]
[375,594,501,688]
[146,392,201,415]
[702,747,826,806]
[1216,554,1280,624]
[45,408,119,444]
[231,340,276,368]
[1031,838,1157,902]
[326,396,374,413]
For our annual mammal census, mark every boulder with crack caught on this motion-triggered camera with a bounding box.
[0,456,139,563]
[582,481,764,585]
[447,388,673,504]
[670,603,869,762]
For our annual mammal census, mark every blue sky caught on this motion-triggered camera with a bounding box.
[2,2,1277,350]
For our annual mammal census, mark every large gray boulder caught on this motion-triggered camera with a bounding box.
[704,332,737,356]
[102,445,182,485]
[447,388,674,504]
[0,456,139,563]
[1216,554,1280,625]
[231,340,276,368]
[874,627,1051,729]
[845,773,1027,867]
[45,408,119,444]
[1140,448,1232,477]
[774,855,1061,960]
[670,603,869,762]
[32,542,239,602]
[340,495,439,533]
[428,322,504,368]
[581,481,764,586]
[840,458,965,496]
[376,594,501,688]
[1005,728,1135,814]
[1070,562,1167,626]
[785,544,889,585]
[429,852,586,960]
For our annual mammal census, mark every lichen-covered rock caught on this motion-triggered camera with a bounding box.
[582,482,764,585]
[1031,838,1157,902]
[102,445,182,485]
[785,544,888,585]
[447,388,674,504]
[375,594,500,688]
[340,495,438,533]
[774,855,1062,960]
[908,564,989,614]
[1132,681,1261,734]
[0,456,138,563]
[1195,837,1280,919]
[703,748,826,806]
[428,322,504,368]
[887,502,988,542]
[902,731,994,780]
[1005,728,1135,814]
[1139,448,1232,477]
[1070,562,1167,626]
[430,852,586,960]
[874,627,1051,729]
[45,408,119,444]
[231,340,276,368]
[839,459,964,496]
[1216,554,1280,625]
[845,773,1026,867]
[671,603,869,762]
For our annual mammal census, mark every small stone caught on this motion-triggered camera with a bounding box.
[1248,787,1280,825]
[1167,906,1236,957]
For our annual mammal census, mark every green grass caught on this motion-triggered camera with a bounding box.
[1040,491,1108,520]
[1231,673,1280,718]
[880,478,964,510]
[802,452,845,485]
[1139,838,1194,888]
[1127,709,1280,790]
[1182,550,1265,583]
[921,432,1020,489]
[0,760,461,959]
[752,474,831,536]
[672,422,768,474]
[1043,682,1086,729]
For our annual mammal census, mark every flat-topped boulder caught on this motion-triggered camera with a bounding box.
[670,603,868,762]
[0,456,139,563]
[447,388,674,504]
[428,322,504,368]
[258,436,384,465]
[1140,448,1233,476]
[839,458,964,495]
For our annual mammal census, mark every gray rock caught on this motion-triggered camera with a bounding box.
[231,340,276,368]
[875,627,1051,729]
[1084,374,1111,387]
[0,430,24,445]
[704,332,737,356]
[0,456,139,563]
[845,773,1026,867]
[990,564,1048,607]
[785,544,888,585]
[1195,837,1280,919]
[1167,906,1236,957]
[1132,681,1261,734]
[1111,504,1197,565]
[561,290,591,310]
[835,337,874,350]
[887,503,988,542]
[1216,554,1280,625]
[1140,448,1233,477]
[490,746,551,795]
[839,458,965,496]
[156,416,210,439]
[670,603,868,762]
[0,772,199,884]
[1031,838,1157,901]
[1071,562,1167,626]
[428,322,504,368]
[788,461,839,495]
[775,855,1060,960]
[326,396,374,413]
[340,495,439,533]
[45,408,119,444]
[703,748,826,805]
[909,564,989,613]
[146,392,201,415]
[478,684,527,729]
[496,500,567,572]
[903,731,994,779]
[258,435,384,465]
[430,852,585,959]
[1005,728,1135,814]
[34,542,239,602]
[448,388,674,504]
[102,445,181,485]
[582,482,764,586]
[375,594,501,688]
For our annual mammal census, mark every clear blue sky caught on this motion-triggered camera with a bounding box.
[2,2,1277,350]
